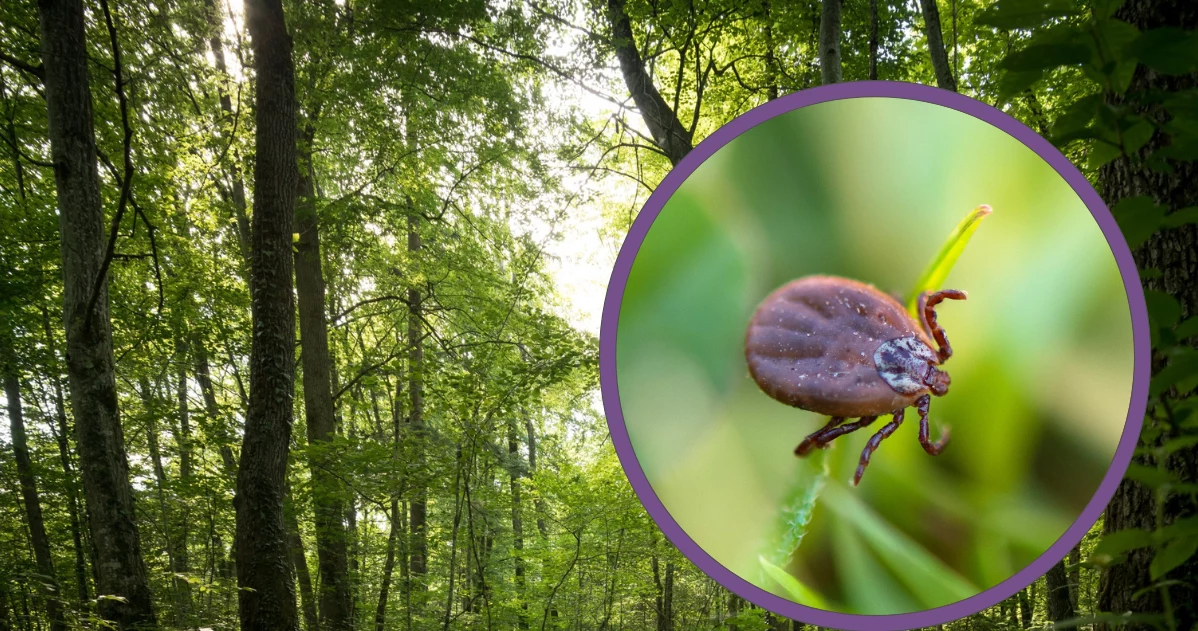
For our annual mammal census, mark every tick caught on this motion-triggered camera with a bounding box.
[743,275,967,485]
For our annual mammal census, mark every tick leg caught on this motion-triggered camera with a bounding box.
[852,409,904,486]
[795,416,877,456]
[916,394,951,455]
[918,289,967,362]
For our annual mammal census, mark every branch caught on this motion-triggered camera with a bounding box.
[84,0,137,329]
[0,128,53,168]
[0,51,43,80]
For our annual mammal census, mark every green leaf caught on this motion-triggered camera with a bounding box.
[822,483,978,608]
[1093,528,1153,558]
[975,0,1080,30]
[1052,93,1104,143]
[1162,207,1198,228]
[1150,350,1198,397]
[1175,316,1198,341]
[1111,195,1166,249]
[758,556,832,609]
[998,70,1047,101]
[1088,139,1123,170]
[1001,41,1090,72]
[906,204,992,316]
[1157,516,1198,541]
[1150,536,1198,580]
[1145,290,1182,330]
[1122,118,1157,155]
[1124,463,1177,488]
[1130,28,1198,76]
[765,452,828,567]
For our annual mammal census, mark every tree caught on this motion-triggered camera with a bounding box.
[2,339,65,631]
[35,0,156,627]
[919,0,957,91]
[605,0,693,165]
[234,0,301,629]
[819,0,842,84]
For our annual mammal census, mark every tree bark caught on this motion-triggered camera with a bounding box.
[868,0,879,80]
[507,418,528,628]
[285,494,320,631]
[36,0,157,627]
[3,345,66,631]
[606,0,693,165]
[407,209,428,597]
[41,223,89,609]
[1096,3,1198,631]
[819,0,843,85]
[234,0,301,630]
[1018,586,1032,628]
[295,142,353,631]
[762,1,779,100]
[919,0,957,91]
[173,355,195,626]
[194,339,238,476]
[1045,559,1076,622]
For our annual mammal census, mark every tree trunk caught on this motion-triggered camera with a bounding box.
[606,0,693,165]
[762,1,779,100]
[1068,545,1080,609]
[1045,559,1076,623]
[507,418,528,628]
[204,0,252,268]
[194,339,238,476]
[1018,586,1032,628]
[1096,3,1198,631]
[819,0,843,84]
[295,144,353,631]
[43,299,89,605]
[173,356,195,626]
[526,417,548,538]
[234,0,300,629]
[3,346,66,631]
[919,0,957,91]
[285,494,320,631]
[375,375,404,631]
[407,210,428,596]
[36,0,157,627]
[137,376,187,626]
[868,0,879,80]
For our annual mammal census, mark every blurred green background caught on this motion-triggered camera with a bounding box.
[615,97,1134,614]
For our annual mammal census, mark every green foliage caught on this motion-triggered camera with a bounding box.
[906,204,993,317]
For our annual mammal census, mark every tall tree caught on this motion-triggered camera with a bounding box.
[295,124,354,631]
[606,0,693,165]
[1096,0,1198,628]
[918,0,957,91]
[234,0,301,629]
[1045,560,1076,622]
[407,208,428,599]
[819,0,842,84]
[2,340,65,631]
[35,0,157,627]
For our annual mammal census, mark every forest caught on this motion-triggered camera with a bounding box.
[0,0,1196,630]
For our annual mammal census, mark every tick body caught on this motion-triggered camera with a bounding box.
[744,275,966,485]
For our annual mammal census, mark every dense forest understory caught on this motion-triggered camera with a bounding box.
[1,0,1197,630]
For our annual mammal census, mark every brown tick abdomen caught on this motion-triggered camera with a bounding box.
[745,276,934,418]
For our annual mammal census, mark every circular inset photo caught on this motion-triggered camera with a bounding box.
[600,84,1148,628]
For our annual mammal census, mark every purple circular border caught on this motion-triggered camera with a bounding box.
[598,81,1149,630]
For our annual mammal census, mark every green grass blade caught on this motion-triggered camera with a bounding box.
[758,556,833,609]
[764,450,828,569]
[823,482,979,609]
[906,204,992,317]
